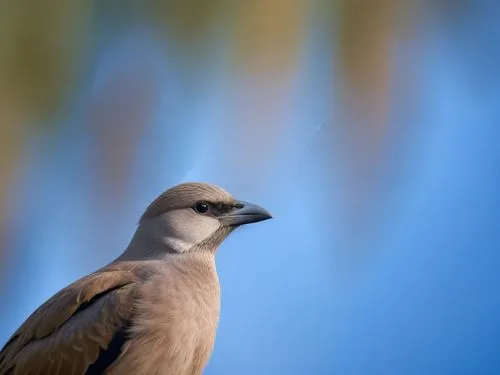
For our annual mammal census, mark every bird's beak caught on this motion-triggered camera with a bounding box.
[220,201,273,226]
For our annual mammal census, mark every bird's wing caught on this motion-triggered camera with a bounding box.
[0,268,140,375]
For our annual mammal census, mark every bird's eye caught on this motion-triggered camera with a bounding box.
[193,202,209,214]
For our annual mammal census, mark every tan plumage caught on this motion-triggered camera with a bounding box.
[0,182,272,375]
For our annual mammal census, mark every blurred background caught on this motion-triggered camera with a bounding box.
[1,1,500,374]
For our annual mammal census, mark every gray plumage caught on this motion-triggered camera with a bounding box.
[0,182,272,375]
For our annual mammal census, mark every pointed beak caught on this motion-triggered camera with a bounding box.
[220,201,273,226]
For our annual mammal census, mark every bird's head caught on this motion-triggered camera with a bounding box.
[135,182,272,254]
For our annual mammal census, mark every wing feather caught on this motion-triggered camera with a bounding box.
[0,269,139,375]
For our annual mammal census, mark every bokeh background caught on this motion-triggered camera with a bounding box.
[1,1,500,374]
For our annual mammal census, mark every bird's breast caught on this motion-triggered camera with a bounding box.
[109,258,220,375]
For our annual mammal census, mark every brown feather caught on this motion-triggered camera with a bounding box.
[141,182,235,219]
[0,266,140,375]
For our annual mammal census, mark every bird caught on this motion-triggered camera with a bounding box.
[0,182,272,375]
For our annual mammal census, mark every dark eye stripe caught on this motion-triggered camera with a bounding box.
[193,202,236,216]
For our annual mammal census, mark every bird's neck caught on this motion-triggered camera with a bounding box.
[115,224,178,262]
[115,224,218,263]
